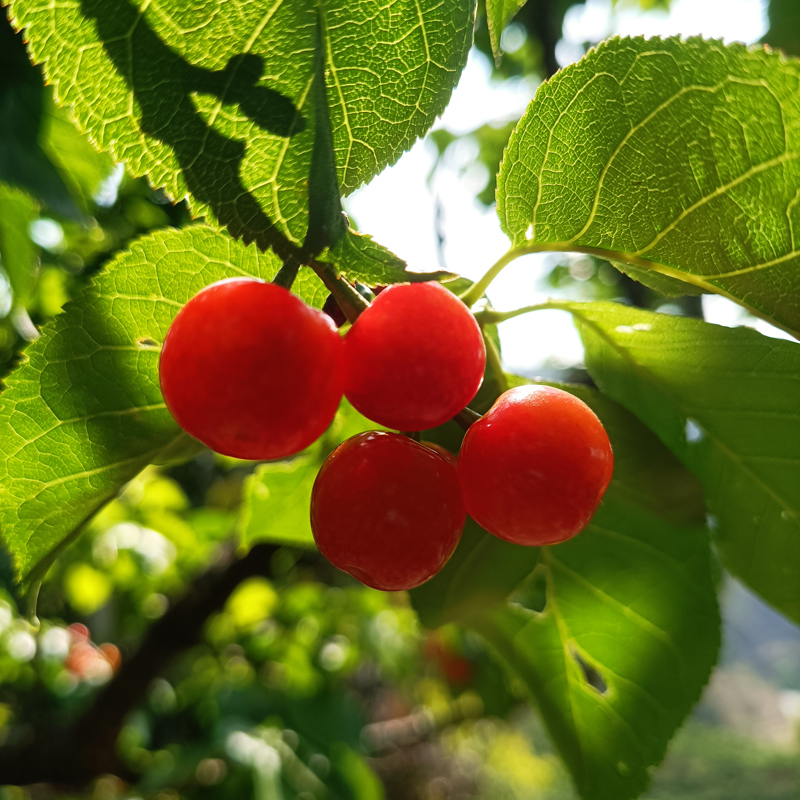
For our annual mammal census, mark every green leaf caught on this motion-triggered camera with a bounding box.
[0,183,38,305]
[497,37,800,337]
[0,18,81,219]
[239,455,320,550]
[486,0,529,62]
[40,100,116,208]
[303,7,346,257]
[0,224,325,601]
[322,227,455,287]
[239,400,381,550]
[555,301,800,624]
[8,0,474,251]
[464,382,719,800]
[413,379,708,628]
[412,516,540,628]
[609,261,703,298]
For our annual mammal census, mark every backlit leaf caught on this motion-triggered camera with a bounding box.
[561,301,800,623]
[0,224,324,601]
[498,37,800,337]
[8,0,474,251]
[430,382,720,800]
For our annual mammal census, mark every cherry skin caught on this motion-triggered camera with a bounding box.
[311,431,465,591]
[343,281,486,431]
[457,385,614,546]
[159,278,344,460]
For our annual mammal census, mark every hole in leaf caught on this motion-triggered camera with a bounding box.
[510,567,547,613]
[571,649,608,694]
[137,337,160,349]
[684,417,704,443]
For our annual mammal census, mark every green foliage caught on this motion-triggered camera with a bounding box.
[560,302,800,624]
[0,225,316,599]
[240,455,322,550]
[0,184,38,306]
[240,401,380,551]
[40,100,115,210]
[763,0,800,57]
[7,0,474,251]
[413,515,540,628]
[497,36,800,337]
[0,6,798,798]
[486,0,530,61]
[322,227,454,287]
[0,16,82,219]
[414,381,719,800]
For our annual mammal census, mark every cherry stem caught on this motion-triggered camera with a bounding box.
[401,430,422,441]
[453,407,482,430]
[311,259,371,323]
[272,255,301,290]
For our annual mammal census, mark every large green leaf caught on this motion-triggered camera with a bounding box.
[412,515,540,628]
[548,302,800,624]
[7,0,474,251]
[0,224,328,602]
[435,382,719,800]
[497,37,800,337]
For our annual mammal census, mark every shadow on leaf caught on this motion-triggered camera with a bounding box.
[79,0,307,254]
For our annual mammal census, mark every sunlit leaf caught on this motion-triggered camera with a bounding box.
[486,0,529,61]
[8,0,474,250]
[498,37,800,337]
[435,382,720,800]
[0,224,324,601]
[560,301,800,623]
[239,401,381,551]
[321,227,454,288]
[41,100,115,208]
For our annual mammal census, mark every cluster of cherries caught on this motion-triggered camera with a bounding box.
[159,277,613,592]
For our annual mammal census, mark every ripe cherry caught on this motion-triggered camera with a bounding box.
[457,385,613,546]
[343,282,486,431]
[311,431,465,591]
[159,278,344,460]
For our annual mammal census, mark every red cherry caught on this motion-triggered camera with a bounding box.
[310,431,466,591]
[68,622,90,644]
[99,643,122,673]
[343,282,486,431]
[64,642,96,676]
[424,633,472,686]
[457,386,613,546]
[159,278,344,460]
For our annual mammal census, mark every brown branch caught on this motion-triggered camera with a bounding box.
[0,541,280,787]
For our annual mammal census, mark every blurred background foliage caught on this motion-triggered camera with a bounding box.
[0,1,799,798]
